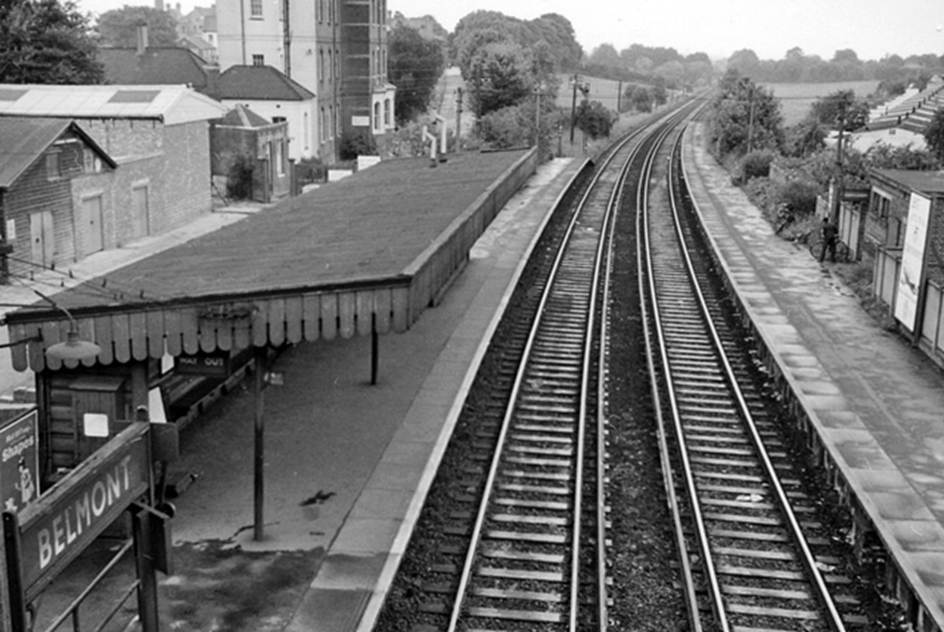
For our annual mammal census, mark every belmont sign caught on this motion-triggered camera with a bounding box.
[5,424,151,601]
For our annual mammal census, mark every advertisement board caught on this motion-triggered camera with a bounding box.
[894,192,931,330]
[0,409,39,514]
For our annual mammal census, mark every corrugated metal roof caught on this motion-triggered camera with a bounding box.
[0,84,227,125]
[0,118,116,189]
[873,169,944,196]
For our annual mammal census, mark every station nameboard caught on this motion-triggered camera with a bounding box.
[6,423,151,601]
[175,351,230,378]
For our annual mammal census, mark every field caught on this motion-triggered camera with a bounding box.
[762,80,881,126]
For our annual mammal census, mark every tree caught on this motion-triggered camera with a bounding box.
[727,49,760,77]
[708,70,784,158]
[630,85,652,112]
[575,100,615,139]
[588,43,620,69]
[810,90,869,131]
[0,0,103,83]
[388,24,444,124]
[925,110,944,164]
[96,6,179,47]
[466,40,533,116]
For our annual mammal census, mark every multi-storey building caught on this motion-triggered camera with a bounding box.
[216,0,395,161]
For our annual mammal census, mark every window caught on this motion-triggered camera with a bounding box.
[317,0,323,22]
[384,99,390,126]
[252,54,265,66]
[319,49,324,83]
[45,151,61,181]
[272,116,286,123]
[83,148,102,173]
[320,108,325,142]
[250,0,262,18]
[327,50,332,81]
[373,102,381,130]
[304,111,310,149]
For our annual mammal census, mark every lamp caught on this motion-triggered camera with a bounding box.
[33,290,101,362]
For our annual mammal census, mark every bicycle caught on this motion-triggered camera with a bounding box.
[805,230,850,263]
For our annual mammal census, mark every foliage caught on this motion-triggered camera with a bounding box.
[722,46,944,84]
[294,157,327,184]
[736,150,775,182]
[650,82,667,106]
[226,154,254,200]
[477,104,531,149]
[0,0,103,84]
[388,24,444,124]
[338,130,377,160]
[629,85,652,112]
[776,179,820,216]
[582,42,714,90]
[466,40,533,116]
[450,10,581,75]
[387,120,458,157]
[708,70,784,159]
[96,6,179,47]
[809,90,869,131]
[925,110,944,164]
[784,118,826,157]
[575,100,615,139]
[863,143,940,171]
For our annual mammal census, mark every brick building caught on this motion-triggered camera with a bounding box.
[0,84,227,262]
[216,0,395,161]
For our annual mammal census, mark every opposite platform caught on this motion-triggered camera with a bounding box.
[683,121,944,630]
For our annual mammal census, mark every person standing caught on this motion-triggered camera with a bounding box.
[820,217,839,262]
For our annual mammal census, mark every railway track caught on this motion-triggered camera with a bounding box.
[637,117,866,630]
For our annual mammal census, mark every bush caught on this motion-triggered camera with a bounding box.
[775,179,820,216]
[338,131,377,160]
[226,154,254,200]
[477,105,531,149]
[736,150,775,183]
[295,157,327,185]
[575,100,616,139]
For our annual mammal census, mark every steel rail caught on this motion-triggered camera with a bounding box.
[669,134,847,630]
[639,117,731,631]
[445,124,648,632]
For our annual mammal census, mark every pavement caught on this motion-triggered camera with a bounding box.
[17,156,583,631]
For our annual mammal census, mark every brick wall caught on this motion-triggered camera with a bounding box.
[158,121,212,231]
[80,119,163,159]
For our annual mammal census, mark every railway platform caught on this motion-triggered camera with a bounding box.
[683,121,944,631]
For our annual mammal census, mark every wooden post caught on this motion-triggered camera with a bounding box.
[253,347,266,541]
[370,314,378,386]
[133,507,159,631]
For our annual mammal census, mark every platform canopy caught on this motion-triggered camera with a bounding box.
[4,149,537,372]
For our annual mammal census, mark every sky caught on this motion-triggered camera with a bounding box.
[76,0,944,62]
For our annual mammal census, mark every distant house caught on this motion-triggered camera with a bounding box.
[0,118,116,280]
[211,104,291,202]
[213,65,317,161]
[0,83,227,258]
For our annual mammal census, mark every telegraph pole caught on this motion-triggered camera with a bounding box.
[569,73,579,144]
[534,86,541,147]
[746,85,755,153]
[455,87,463,153]
[832,102,846,224]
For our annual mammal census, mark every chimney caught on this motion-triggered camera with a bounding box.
[136,22,149,55]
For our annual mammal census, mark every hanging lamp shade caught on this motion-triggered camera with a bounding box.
[45,329,101,362]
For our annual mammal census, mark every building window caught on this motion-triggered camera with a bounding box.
[319,49,324,83]
[45,151,61,181]
[317,0,323,22]
[373,102,381,130]
[384,99,391,126]
[335,49,339,80]
[250,0,262,18]
[272,116,286,123]
[327,50,332,81]
[320,108,325,142]
[83,148,102,173]
[304,111,310,149]
[252,54,264,66]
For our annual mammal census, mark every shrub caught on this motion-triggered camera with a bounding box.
[775,179,820,216]
[339,131,377,160]
[226,154,254,200]
[575,100,616,139]
[477,105,531,149]
[736,150,775,183]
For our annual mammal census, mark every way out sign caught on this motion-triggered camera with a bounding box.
[3,423,151,603]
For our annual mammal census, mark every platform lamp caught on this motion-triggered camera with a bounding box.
[33,290,101,362]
